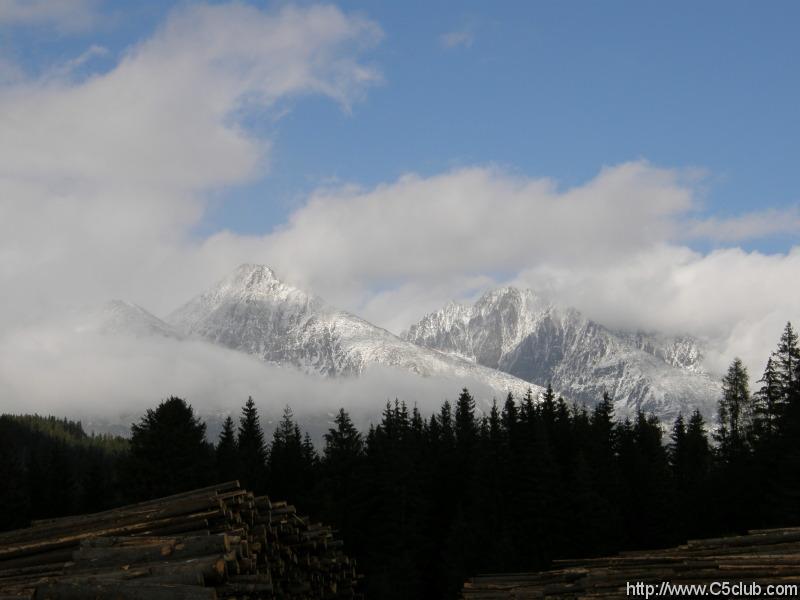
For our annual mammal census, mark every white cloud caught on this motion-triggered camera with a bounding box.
[256,162,691,287]
[440,29,474,49]
[1,3,380,191]
[0,320,503,438]
[685,206,800,242]
[512,246,800,376]
[0,2,381,325]
[0,0,99,32]
[223,162,797,378]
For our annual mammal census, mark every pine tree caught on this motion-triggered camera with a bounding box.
[267,406,315,508]
[324,409,363,463]
[438,400,455,450]
[591,392,616,456]
[302,432,318,468]
[624,412,673,547]
[216,416,238,482]
[362,399,426,598]
[753,356,781,440]
[552,395,574,474]
[715,358,752,459]
[775,322,800,399]
[237,397,268,492]
[668,413,687,479]
[410,404,425,442]
[682,410,712,535]
[320,409,367,582]
[714,359,758,531]
[501,392,517,441]
[454,388,478,452]
[762,323,800,525]
[520,388,536,425]
[582,395,623,553]
[125,397,213,500]
[541,383,557,434]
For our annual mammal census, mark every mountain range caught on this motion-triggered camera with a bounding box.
[403,287,719,419]
[90,264,720,420]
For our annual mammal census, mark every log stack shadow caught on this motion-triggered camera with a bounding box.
[462,527,800,599]
[0,481,360,600]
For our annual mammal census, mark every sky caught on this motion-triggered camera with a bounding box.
[0,0,798,423]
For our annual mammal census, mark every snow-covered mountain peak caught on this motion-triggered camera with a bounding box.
[234,263,279,286]
[405,285,559,366]
[211,264,311,303]
[405,286,720,419]
[164,265,537,397]
[167,264,327,335]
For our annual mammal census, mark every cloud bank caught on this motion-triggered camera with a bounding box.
[240,163,799,378]
[0,320,503,439]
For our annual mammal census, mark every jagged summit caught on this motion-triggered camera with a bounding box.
[166,264,324,338]
[200,264,313,303]
[232,263,280,286]
[405,285,719,419]
[164,265,537,397]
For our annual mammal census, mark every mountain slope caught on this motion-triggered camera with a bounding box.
[166,265,538,398]
[83,300,183,339]
[403,287,720,419]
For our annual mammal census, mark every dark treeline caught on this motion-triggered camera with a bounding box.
[2,323,800,599]
[0,415,128,528]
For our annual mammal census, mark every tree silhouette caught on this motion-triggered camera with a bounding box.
[236,396,268,492]
[216,415,238,482]
[125,396,212,500]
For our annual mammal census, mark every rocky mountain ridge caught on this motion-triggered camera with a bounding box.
[403,287,719,418]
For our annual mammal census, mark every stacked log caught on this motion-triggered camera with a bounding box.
[462,527,800,599]
[0,482,360,600]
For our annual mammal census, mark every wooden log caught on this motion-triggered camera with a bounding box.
[0,482,361,600]
[34,581,218,600]
[0,511,223,562]
[28,481,240,529]
[0,592,35,600]
[72,534,230,567]
[3,496,227,546]
[0,549,74,573]
[686,529,800,549]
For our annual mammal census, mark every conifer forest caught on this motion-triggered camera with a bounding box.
[2,323,800,599]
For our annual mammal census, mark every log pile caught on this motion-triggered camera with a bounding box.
[0,481,360,600]
[462,527,800,599]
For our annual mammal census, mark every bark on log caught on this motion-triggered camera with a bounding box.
[0,482,360,599]
[35,581,218,600]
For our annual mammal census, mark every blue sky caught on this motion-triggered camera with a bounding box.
[3,0,798,252]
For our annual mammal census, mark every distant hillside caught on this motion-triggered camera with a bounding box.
[0,414,128,531]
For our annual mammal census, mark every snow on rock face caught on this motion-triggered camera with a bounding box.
[403,287,720,420]
[166,265,538,398]
[91,266,718,421]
